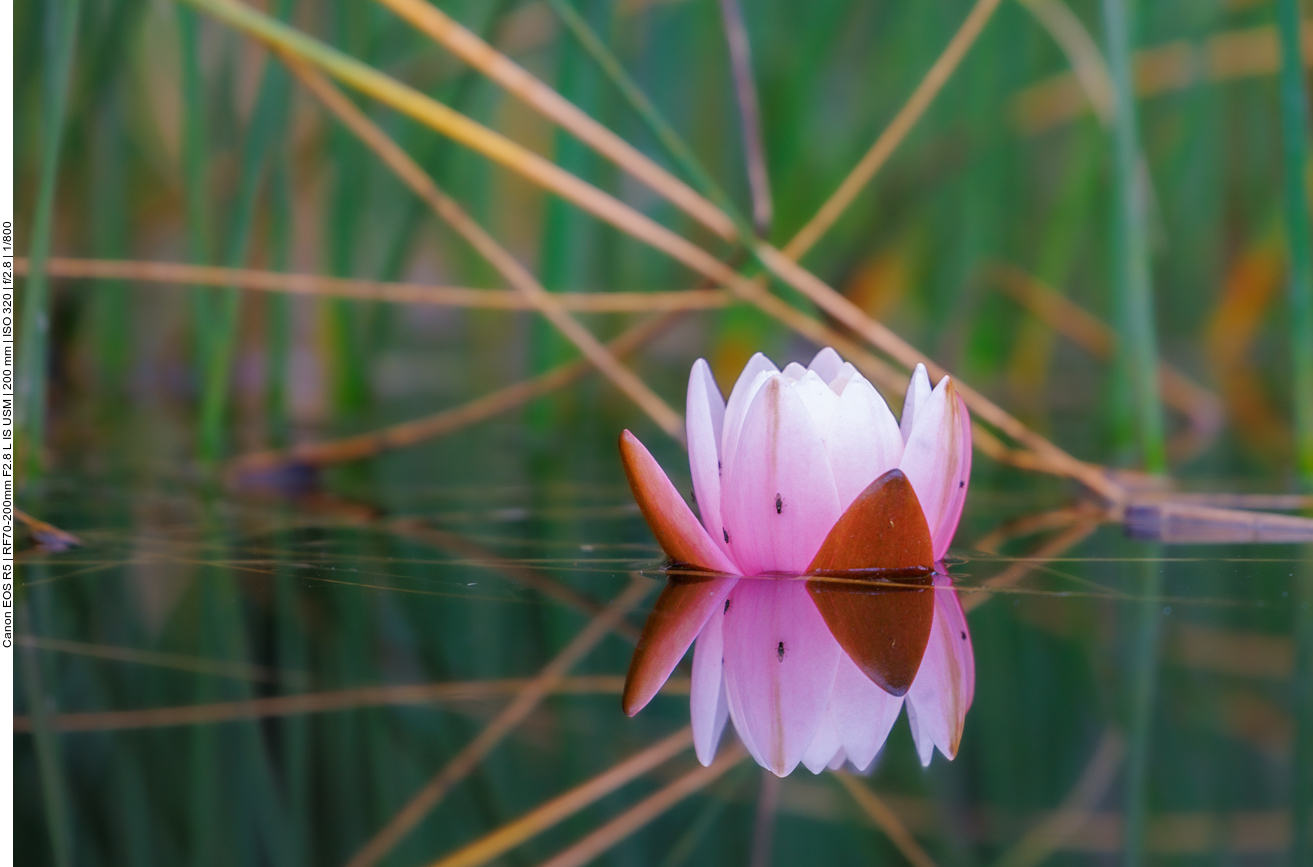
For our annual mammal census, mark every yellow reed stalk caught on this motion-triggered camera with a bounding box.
[833,774,939,867]
[781,0,1005,261]
[961,520,1101,614]
[17,256,732,312]
[13,676,691,733]
[282,55,685,440]
[231,314,684,476]
[1013,22,1313,134]
[1016,0,1114,124]
[371,0,736,240]
[428,728,693,867]
[344,575,652,867]
[534,745,748,867]
[993,730,1126,867]
[181,0,1122,501]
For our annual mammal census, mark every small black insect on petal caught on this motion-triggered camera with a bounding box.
[776,641,785,662]
[959,480,965,488]
[775,493,783,514]
[960,631,967,640]
[724,598,732,614]
[723,528,730,543]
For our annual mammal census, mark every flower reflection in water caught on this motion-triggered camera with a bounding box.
[618,348,975,776]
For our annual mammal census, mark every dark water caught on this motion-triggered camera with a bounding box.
[14,458,1313,866]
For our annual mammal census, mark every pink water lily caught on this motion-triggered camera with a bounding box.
[619,348,974,776]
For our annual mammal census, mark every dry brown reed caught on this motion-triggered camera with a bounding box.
[17,257,732,312]
[343,575,652,867]
[833,773,939,867]
[427,727,694,867]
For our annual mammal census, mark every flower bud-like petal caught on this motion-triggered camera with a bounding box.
[828,653,904,771]
[686,359,732,561]
[722,376,843,575]
[720,354,778,474]
[905,572,975,765]
[899,363,932,443]
[690,601,731,765]
[806,346,845,383]
[722,579,841,776]
[823,373,904,510]
[899,377,972,560]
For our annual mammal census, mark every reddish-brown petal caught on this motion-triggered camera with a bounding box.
[618,430,738,575]
[622,570,737,716]
[805,468,935,696]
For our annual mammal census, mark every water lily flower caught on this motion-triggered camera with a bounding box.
[619,348,974,776]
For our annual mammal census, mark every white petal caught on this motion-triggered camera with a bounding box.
[780,361,808,382]
[824,374,905,511]
[807,347,845,383]
[722,579,842,776]
[904,573,974,764]
[791,371,842,439]
[801,710,843,774]
[828,652,904,772]
[722,375,843,575]
[686,359,732,559]
[898,377,971,560]
[722,357,778,482]
[900,363,932,443]
[691,602,731,766]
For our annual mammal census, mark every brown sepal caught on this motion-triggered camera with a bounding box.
[806,468,935,696]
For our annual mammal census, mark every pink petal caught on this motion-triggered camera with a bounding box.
[691,599,732,766]
[897,377,971,560]
[906,700,936,767]
[618,431,738,574]
[827,749,849,771]
[722,376,843,575]
[722,579,841,776]
[899,363,932,443]
[780,361,808,381]
[807,346,845,383]
[623,572,737,716]
[828,652,904,771]
[720,354,778,469]
[791,370,841,436]
[686,359,734,563]
[800,710,842,774]
[823,373,904,510]
[904,572,974,764]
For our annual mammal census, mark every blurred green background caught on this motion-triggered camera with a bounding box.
[12,0,1313,864]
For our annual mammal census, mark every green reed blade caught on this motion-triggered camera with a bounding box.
[177,5,215,375]
[1101,0,1166,474]
[265,157,293,448]
[88,83,131,390]
[1276,0,1313,483]
[18,600,74,867]
[545,0,736,222]
[198,0,295,463]
[1293,554,1313,865]
[1120,553,1163,867]
[16,0,81,480]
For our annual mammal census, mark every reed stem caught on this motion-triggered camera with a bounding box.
[16,0,81,479]
[1276,0,1313,483]
[1101,0,1166,473]
[198,0,294,463]
[176,6,215,372]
